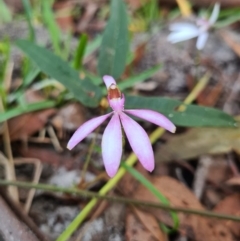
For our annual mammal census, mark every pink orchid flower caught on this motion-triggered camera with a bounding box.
[67,76,176,177]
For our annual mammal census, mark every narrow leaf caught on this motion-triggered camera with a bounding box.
[97,0,129,79]
[0,0,12,23]
[0,101,55,122]
[125,96,236,127]
[73,34,88,70]
[42,0,61,55]
[16,40,102,107]
[22,0,35,41]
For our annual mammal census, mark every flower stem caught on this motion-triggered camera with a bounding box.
[57,73,211,241]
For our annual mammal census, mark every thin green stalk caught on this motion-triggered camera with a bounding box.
[57,73,210,241]
[73,34,88,70]
[0,100,56,122]
[1,179,240,222]
[22,0,35,42]
[42,0,61,56]
[0,179,240,222]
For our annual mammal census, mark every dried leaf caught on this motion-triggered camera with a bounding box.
[155,127,240,163]
[126,212,158,241]
[220,30,240,58]
[20,146,75,168]
[8,90,56,140]
[132,176,233,241]
[8,109,56,141]
[226,176,240,186]
[77,3,98,32]
[54,0,74,32]
[214,194,240,238]
[133,207,166,241]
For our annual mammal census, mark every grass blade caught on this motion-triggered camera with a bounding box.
[73,34,88,70]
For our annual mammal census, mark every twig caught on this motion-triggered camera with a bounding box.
[14,158,43,213]
[0,62,19,202]
[47,125,63,152]
[193,155,212,199]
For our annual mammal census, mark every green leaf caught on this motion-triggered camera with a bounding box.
[125,96,236,127]
[42,0,61,55]
[97,0,129,79]
[215,14,240,28]
[0,0,12,23]
[0,101,55,122]
[22,0,35,42]
[84,70,102,86]
[16,40,103,107]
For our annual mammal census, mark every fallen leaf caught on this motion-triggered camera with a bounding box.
[76,3,98,32]
[197,82,223,107]
[214,194,240,238]
[155,127,240,163]
[54,0,74,32]
[125,211,158,241]
[9,109,56,141]
[19,146,76,168]
[220,30,240,58]
[133,207,166,241]
[226,176,240,186]
[207,156,232,184]
[8,90,56,140]
[132,176,233,241]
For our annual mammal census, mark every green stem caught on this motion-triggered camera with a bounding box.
[1,179,240,222]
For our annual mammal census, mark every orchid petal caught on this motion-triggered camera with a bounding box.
[67,113,112,150]
[125,109,176,133]
[102,114,122,177]
[169,22,198,32]
[167,27,199,43]
[209,3,220,25]
[196,32,209,50]
[103,75,116,89]
[120,112,154,172]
